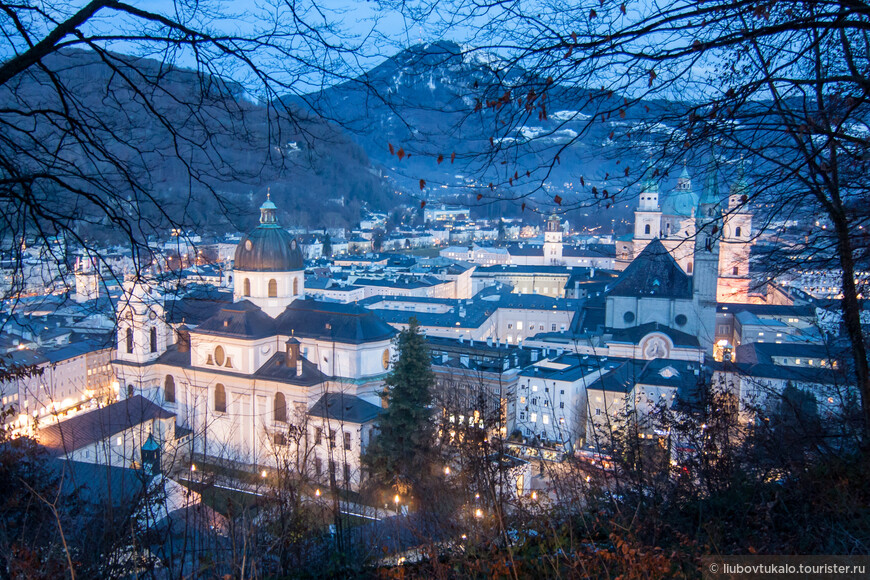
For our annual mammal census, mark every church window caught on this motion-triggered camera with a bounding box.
[344,463,351,482]
[733,266,739,275]
[687,262,693,274]
[243,278,251,297]
[735,226,742,237]
[214,383,226,413]
[315,457,322,476]
[274,392,287,422]
[293,278,299,295]
[675,314,688,327]
[644,224,651,235]
[164,375,175,403]
[268,279,278,297]
[344,431,352,450]
[214,346,225,367]
[623,311,636,324]
[314,427,322,445]
[126,328,133,353]
[150,327,157,353]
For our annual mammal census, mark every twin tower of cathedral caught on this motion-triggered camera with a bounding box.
[631,164,754,304]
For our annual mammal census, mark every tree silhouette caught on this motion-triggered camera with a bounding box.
[363,318,435,490]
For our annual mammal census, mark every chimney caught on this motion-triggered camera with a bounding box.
[531,349,539,362]
[176,326,191,353]
[285,337,301,374]
[486,336,493,347]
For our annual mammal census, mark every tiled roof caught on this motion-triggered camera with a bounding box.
[308,393,383,424]
[275,299,396,344]
[608,322,701,348]
[253,352,327,385]
[194,300,277,339]
[38,395,175,455]
[607,239,692,299]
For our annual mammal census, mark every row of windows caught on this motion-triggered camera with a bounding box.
[507,322,561,332]
[313,427,353,450]
[125,327,159,354]
[518,411,566,425]
[241,278,299,297]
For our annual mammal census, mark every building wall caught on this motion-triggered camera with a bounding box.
[493,308,575,345]
[606,296,698,335]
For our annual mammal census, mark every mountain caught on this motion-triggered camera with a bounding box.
[294,41,688,225]
[0,49,393,242]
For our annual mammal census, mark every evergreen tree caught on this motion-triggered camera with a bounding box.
[363,318,435,489]
[321,233,332,257]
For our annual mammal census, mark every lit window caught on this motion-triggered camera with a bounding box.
[530,413,538,423]
[543,415,549,424]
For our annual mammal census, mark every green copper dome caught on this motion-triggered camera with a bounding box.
[234,197,303,272]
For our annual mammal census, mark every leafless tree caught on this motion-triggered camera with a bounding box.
[380,0,870,443]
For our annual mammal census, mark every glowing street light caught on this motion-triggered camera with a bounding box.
[315,488,321,497]
[475,508,483,518]
[190,464,196,472]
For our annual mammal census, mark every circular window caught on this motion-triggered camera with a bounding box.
[148,310,157,320]
[382,349,390,370]
[215,345,225,367]
[290,239,297,251]
[245,240,253,251]
[623,311,636,324]
[675,314,688,327]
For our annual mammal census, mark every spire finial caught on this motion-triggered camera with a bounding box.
[266,188,271,201]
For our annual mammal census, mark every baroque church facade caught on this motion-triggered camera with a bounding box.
[113,198,395,489]
[631,165,755,304]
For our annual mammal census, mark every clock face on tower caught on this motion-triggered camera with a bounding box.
[382,349,390,370]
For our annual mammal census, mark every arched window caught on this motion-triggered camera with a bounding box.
[733,266,739,276]
[150,327,157,353]
[126,328,133,353]
[735,226,742,237]
[687,262,693,274]
[274,392,287,423]
[214,346,225,367]
[268,279,278,297]
[243,278,251,297]
[164,375,176,403]
[644,224,651,235]
[293,277,299,295]
[215,383,226,413]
